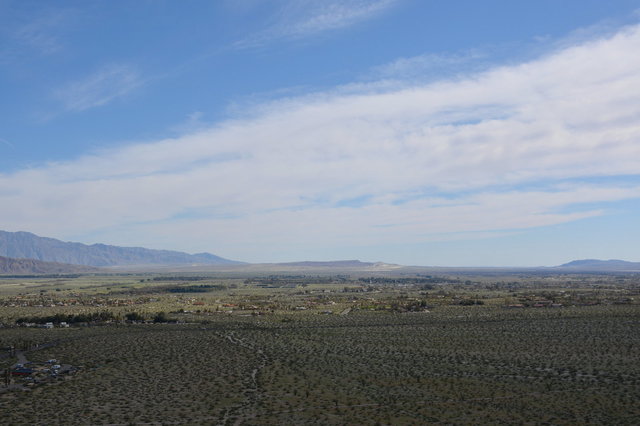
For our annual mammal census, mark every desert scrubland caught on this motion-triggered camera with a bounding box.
[0,271,638,424]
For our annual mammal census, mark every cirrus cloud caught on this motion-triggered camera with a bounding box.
[53,64,142,113]
[235,0,399,48]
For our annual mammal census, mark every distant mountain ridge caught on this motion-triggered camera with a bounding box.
[0,231,242,267]
[0,255,98,274]
[558,259,640,271]
[278,260,378,267]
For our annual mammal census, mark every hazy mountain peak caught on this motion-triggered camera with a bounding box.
[558,259,640,271]
[0,230,242,267]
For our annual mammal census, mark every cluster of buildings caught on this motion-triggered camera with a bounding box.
[3,359,74,389]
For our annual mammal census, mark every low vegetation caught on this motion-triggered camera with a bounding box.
[0,271,638,424]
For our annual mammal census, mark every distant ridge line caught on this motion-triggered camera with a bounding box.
[0,230,243,267]
[556,259,640,271]
[278,260,374,267]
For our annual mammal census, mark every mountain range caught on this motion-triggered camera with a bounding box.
[557,259,640,271]
[278,260,386,267]
[1,230,639,274]
[0,255,98,274]
[0,230,241,267]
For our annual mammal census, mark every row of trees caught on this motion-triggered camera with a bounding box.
[15,311,171,324]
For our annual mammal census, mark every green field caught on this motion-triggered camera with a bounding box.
[0,272,638,424]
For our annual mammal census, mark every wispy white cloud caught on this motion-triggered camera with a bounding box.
[53,64,142,112]
[0,8,76,64]
[169,111,207,135]
[11,10,71,55]
[367,50,488,82]
[236,0,398,48]
[2,23,640,261]
[278,0,396,36]
[0,137,14,149]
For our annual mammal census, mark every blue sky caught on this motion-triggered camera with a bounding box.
[2,0,640,266]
